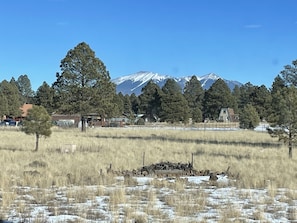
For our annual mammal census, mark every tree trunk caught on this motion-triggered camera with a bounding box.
[35,133,39,152]
[81,116,86,132]
[289,132,293,159]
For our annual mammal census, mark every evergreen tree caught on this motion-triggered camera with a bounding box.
[250,85,272,121]
[267,75,286,123]
[21,105,52,151]
[280,59,297,86]
[160,79,190,124]
[139,80,162,122]
[238,82,256,110]
[203,79,235,120]
[17,74,34,104]
[184,76,204,123]
[162,78,182,94]
[267,60,297,158]
[52,42,117,131]
[0,80,21,117]
[123,94,134,123]
[0,92,8,119]
[267,86,297,158]
[239,104,260,129]
[105,96,120,120]
[130,93,140,115]
[9,77,18,89]
[232,85,240,114]
[271,75,286,94]
[114,93,124,115]
[34,81,55,114]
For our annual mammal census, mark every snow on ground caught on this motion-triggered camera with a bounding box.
[254,122,270,132]
[1,174,297,222]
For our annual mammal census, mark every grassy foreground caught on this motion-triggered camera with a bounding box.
[0,126,294,190]
[1,126,297,222]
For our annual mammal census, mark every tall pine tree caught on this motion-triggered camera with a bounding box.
[53,42,116,131]
[139,80,162,122]
[203,79,235,120]
[130,93,140,115]
[267,76,286,124]
[35,81,55,114]
[17,74,34,104]
[0,80,21,117]
[249,85,271,121]
[0,92,8,119]
[267,60,297,158]
[160,79,190,124]
[184,76,204,123]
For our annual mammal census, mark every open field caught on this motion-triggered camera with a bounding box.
[0,126,297,222]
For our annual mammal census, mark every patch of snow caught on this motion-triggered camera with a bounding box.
[198,73,221,81]
[4,175,297,222]
[113,71,169,85]
[134,176,154,185]
[254,122,270,132]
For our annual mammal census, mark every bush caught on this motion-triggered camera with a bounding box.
[136,118,145,125]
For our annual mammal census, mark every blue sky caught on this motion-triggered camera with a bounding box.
[1,0,297,91]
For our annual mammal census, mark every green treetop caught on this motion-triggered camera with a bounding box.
[21,105,52,152]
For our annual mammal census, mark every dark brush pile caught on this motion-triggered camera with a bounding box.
[140,161,195,176]
[109,161,233,179]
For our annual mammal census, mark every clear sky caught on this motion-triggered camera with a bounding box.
[1,0,297,91]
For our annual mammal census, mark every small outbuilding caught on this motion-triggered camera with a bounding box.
[218,108,239,122]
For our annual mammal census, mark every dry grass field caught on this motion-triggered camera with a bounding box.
[0,125,296,222]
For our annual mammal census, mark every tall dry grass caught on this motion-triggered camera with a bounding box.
[1,126,297,222]
[0,126,294,191]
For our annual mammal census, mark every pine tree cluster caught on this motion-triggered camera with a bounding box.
[0,43,296,132]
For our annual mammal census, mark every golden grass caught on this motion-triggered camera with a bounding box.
[0,127,294,190]
[2,126,296,222]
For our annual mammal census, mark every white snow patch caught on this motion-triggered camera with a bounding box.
[113,71,169,85]
[254,122,270,132]
[3,175,297,222]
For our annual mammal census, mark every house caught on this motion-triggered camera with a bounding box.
[218,108,239,122]
[52,113,108,128]
[1,103,34,126]
[20,103,33,118]
[51,114,81,127]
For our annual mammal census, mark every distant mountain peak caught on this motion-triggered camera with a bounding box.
[112,71,242,95]
[199,73,221,80]
[113,71,169,86]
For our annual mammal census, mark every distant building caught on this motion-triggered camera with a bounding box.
[51,114,81,127]
[218,108,239,122]
[51,113,125,128]
[20,103,33,118]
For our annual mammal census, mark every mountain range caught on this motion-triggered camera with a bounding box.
[112,71,242,96]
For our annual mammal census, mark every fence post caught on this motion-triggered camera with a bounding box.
[143,152,145,166]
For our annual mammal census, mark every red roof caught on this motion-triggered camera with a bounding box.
[20,104,33,117]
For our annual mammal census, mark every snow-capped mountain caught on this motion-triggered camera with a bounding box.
[112,71,242,95]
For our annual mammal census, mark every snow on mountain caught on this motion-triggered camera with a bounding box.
[198,73,221,81]
[112,71,242,95]
[113,71,171,94]
[113,71,170,85]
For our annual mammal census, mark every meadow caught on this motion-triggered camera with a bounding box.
[0,125,296,222]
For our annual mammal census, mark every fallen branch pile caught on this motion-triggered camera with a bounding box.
[108,161,232,179]
[140,161,195,176]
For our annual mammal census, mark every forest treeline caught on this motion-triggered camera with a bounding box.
[0,42,296,130]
